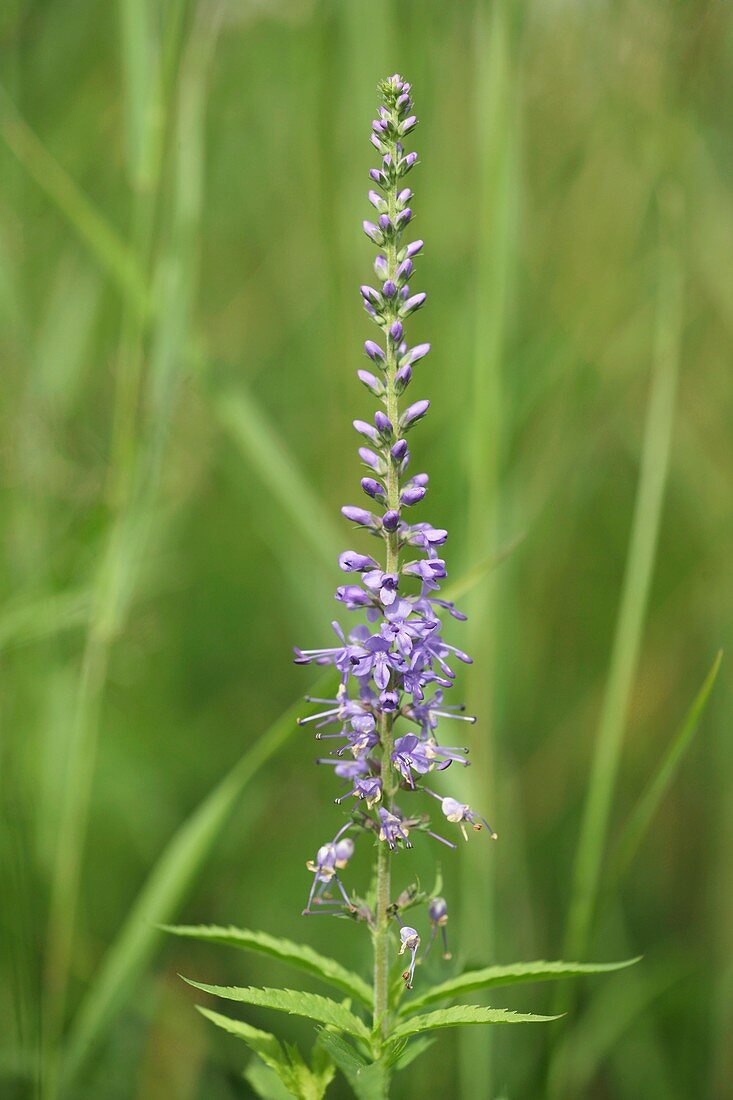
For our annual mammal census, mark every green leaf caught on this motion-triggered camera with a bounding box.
[400,957,640,1016]
[309,1042,337,1099]
[386,1035,435,1071]
[200,1008,334,1100]
[610,650,722,883]
[197,1006,286,1076]
[184,980,371,1041]
[245,1061,296,1100]
[391,1005,560,1042]
[316,1030,387,1100]
[165,924,371,1006]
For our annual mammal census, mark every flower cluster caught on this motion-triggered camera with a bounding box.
[295,74,495,979]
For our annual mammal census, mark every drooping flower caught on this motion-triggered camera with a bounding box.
[399,926,420,988]
[424,896,452,961]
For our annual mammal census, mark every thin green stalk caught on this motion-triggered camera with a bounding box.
[458,2,519,1095]
[556,187,684,1021]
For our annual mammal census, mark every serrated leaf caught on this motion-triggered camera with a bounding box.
[166,923,371,1006]
[198,1007,290,1081]
[387,1035,435,1071]
[316,1029,387,1100]
[400,957,640,1015]
[200,1007,334,1100]
[391,1004,559,1042]
[185,979,370,1041]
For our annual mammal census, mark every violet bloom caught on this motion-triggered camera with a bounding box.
[424,896,451,960]
[294,72,495,1008]
[303,825,355,914]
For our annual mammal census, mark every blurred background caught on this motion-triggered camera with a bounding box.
[2,0,732,1097]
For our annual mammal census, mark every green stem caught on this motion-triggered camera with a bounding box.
[372,128,401,1042]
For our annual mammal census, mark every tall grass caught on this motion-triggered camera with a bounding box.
[456,1,521,1096]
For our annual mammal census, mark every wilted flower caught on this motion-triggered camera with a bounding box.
[399,925,420,988]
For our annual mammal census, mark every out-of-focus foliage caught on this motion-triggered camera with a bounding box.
[1,0,731,1097]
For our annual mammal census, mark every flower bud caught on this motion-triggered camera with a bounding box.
[364,340,385,363]
[339,551,378,573]
[400,485,426,506]
[361,477,385,500]
[357,369,383,395]
[341,506,375,527]
[400,399,430,431]
[374,411,393,437]
[400,291,426,317]
[363,220,384,244]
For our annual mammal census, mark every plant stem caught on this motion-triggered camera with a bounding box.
[373,714,393,1039]
[372,132,401,1041]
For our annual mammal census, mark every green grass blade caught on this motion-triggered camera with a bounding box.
[440,531,526,605]
[391,1005,559,1043]
[609,651,722,883]
[0,86,148,315]
[548,954,686,1098]
[61,678,332,1082]
[0,589,91,653]
[211,384,343,574]
[183,980,371,1042]
[399,958,640,1016]
[562,188,685,969]
[164,924,372,1006]
[457,2,521,1094]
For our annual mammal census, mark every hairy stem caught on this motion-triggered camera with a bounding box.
[372,133,401,1040]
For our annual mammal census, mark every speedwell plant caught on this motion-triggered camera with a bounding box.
[169,74,636,1100]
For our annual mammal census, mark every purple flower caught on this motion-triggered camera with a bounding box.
[303,825,355,914]
[378,807,412,850]
[295,75,493,945]
[434,795,497,841]
[425,896,451,960]
[335,585,372,611]
[339,550,378,573]
[363,569,399,607]
[402,558,447,591]
[392,733,434,786]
